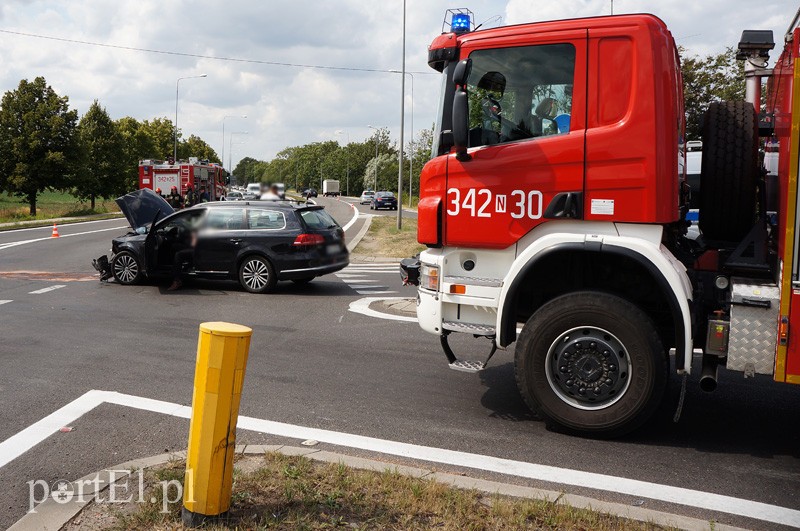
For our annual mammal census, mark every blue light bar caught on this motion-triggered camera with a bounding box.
[451,13,471,33]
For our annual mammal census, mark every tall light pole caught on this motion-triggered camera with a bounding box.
[222,115,246,169]
[390,69,414,207]
[335,129,350,196]
[395,0,407,229]
[174,74,207,162]
[367,125,381,192]
[229,131,248,180]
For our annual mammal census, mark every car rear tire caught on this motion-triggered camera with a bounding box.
[699,101,759,242]
[291,277,314,285]
[238,255,277,294]
[111,251,143,285]
[514,291,667,438]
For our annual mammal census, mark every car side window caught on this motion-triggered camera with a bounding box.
[466,43,576,148]
[205,208,246,230]
[247,209,286,230]
[158,209,204,233]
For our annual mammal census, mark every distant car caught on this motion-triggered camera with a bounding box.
[359,190,375,204]
[226,191,244,201]
[371,191,398,211]
[242,192,259,200]
[95,189,349,294]
[303,188,318,198]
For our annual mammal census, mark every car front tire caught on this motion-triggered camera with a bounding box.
[238,255,277,294]
[111,251,143,285]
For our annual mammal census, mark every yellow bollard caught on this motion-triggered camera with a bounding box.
[182,322,252,527]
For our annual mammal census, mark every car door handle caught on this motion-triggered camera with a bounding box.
[229,238,242,244]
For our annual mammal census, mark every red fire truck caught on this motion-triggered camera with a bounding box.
[403,10,800,436]
[138,158,226,201]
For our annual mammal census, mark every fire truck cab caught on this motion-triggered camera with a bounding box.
[406,11,800,436]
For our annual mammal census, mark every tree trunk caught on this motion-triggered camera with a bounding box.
[28,193,36,216]
[91,193,96,211]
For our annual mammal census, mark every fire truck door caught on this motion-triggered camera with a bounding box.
[444,33,587,249]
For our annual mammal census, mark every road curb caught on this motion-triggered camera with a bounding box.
[10,444,744,531]
[346,214,371,253]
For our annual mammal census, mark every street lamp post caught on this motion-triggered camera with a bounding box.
[390,69,414,208]
[335,130,350,196]
[229,132,249,179]
[367,125,381,192]
[395,0,407,229]
[174,74,207,162]
[222,115,246,169]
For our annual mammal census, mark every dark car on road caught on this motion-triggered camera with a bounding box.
[370,191,398,211]
[303,188,318,198]
[99,189,348,293]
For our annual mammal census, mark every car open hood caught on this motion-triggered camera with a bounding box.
[115,188,174,231]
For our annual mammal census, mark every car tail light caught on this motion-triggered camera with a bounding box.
[293,233,325,246]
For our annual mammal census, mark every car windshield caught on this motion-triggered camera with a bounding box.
[376,192,394,198]
[300,209,339,230]
[363,191,374,197]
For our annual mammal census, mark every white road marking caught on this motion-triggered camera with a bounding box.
[1,389,798,527]
[356,290,397,295]
[0,300,12,305]
[349,297,418,322]
[339,279,381,284]
[340,200,359,232]
[0,216,123,234]
[29,285,66,294]
[0,226,127,251]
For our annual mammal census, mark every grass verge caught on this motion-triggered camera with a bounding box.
[355,215,425,258]
[103,453,666,530]
[0,190,118,224]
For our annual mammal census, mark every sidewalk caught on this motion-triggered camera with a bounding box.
[11,444,743,531]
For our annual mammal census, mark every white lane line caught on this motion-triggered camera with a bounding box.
[340,279,383,284]
[2,389,798,527]
[29,285,66,294]
[349,296,418,323]
[0,226,127,251]
[0,216,123,234]
[335,274,366,279]
[0,300,12,305]
[356,290,397,295]
[340,200,359,232]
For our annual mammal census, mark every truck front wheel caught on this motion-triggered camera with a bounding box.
[514,291,667,437]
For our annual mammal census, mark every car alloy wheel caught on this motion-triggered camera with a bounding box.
[239,256,276,294]
[112,252,142,285]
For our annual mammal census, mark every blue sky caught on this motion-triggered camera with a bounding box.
[0,1,793,168]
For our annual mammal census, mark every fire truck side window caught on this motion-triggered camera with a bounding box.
[466,43,576,148]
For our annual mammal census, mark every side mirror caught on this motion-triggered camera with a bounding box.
[453,88,470,161]
[453,59,472,86]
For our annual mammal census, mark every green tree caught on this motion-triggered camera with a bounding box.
[680,46,745,140]
[116,116,156,192]
[178,134,220,163]
[73,100,125,209]
[0,76,79,215]
[140,117,177,159]
[233,156,261,183]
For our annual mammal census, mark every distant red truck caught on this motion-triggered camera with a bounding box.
[138,158,226,201]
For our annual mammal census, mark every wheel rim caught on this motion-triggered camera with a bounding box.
[544,326,631,411]
[242,259,269,290]
[113,254,138,283]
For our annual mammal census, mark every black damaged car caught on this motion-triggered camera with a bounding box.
[94,188,348,293]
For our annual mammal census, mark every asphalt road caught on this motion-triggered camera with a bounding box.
[0,197,798,530]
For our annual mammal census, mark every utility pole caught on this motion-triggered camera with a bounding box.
[396,0,406,229]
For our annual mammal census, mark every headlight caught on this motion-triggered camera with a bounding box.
[420,263,439,291]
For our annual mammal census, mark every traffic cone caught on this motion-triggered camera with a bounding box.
[51,223,60,238]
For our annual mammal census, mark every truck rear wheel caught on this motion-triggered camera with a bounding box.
[514,291,667,437]
[699,101,758,242]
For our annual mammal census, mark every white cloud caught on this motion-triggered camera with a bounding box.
[0,0,795,170]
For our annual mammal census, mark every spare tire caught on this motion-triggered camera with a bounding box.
[699,101,758,242]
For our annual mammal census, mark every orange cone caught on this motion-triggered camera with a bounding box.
[51,223,60,238]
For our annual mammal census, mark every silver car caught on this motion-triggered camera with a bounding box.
[359,190,375,204]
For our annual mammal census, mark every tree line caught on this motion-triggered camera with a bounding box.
[0,76,220,215]
[233,126,434,197]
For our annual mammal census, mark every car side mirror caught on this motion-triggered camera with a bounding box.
[453,88,470,161]
[453,59,472,86]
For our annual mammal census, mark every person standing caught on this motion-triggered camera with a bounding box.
[168,186,183,209]
[199,186,210,203]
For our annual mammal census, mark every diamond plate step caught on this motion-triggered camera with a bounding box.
[448,360,485,373]
[442,320,496,336]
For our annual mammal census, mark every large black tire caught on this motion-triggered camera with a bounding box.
[514,291,667,438]
[111,251,143,285]
[238,255,277,294]
[699,101,758,242]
